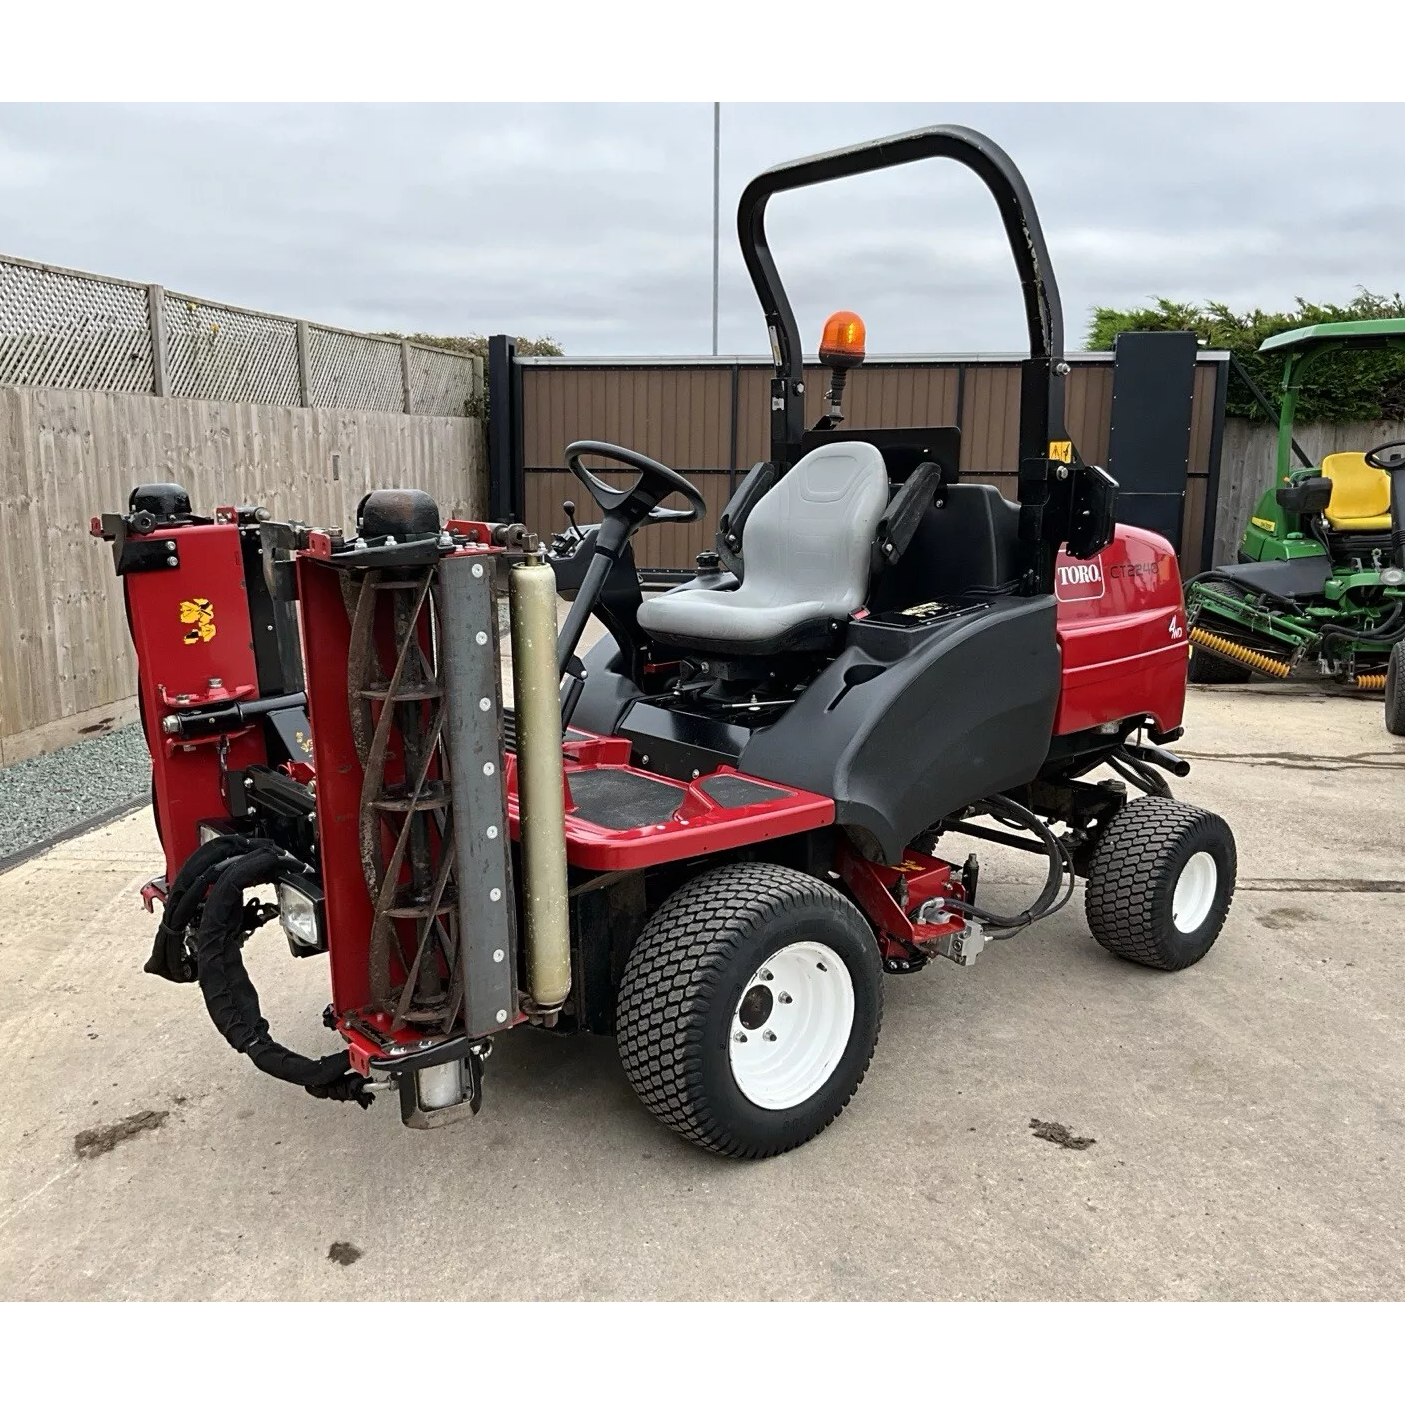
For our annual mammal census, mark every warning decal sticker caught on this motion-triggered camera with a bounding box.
[180,598,216,645]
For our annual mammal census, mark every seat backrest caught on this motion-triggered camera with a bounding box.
[1322,452,1390,526]
[741,441,889,612]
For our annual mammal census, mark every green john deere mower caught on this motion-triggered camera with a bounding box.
[1184,317,1405,735]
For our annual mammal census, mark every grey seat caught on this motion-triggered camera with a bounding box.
[636,441,889,654]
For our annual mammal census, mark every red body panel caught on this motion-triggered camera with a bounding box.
[124,522,266,883]
[1052,524,1187,735]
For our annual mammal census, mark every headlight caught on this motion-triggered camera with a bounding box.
[276,875,326,956]
[1381,566,1405,587]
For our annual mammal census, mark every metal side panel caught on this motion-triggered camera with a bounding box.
[440,553,518,1037]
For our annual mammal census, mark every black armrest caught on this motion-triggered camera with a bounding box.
[716,461,778,580]
[872,460,945,570]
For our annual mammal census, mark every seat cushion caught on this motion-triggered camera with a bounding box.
[637,441,889,654]
[1322,452,1391,531]
[637,592,840,653]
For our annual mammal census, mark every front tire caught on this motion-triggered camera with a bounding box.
[616,862,882,1158]
[1085,797,1236,971]
[1385,640,1405,736]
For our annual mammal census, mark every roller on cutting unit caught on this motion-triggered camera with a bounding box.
[93,122,1238,1158]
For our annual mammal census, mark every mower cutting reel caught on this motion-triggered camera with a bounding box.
[96,122,1238,1157]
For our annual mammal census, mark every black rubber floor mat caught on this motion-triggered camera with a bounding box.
[699,773,790,808]
[568,768,682,830]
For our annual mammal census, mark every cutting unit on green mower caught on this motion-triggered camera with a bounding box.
[93,125,1237,1159]
[1183,319,1405,733]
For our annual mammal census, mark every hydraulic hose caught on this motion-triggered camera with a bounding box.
[939,794,1074,936]
[1318,601,1405,644]
[1107,752,1170,798]
[194,847,371,1106]
[146,834,277,983]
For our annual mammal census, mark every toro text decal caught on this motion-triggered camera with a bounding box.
[1054,557,1105,603]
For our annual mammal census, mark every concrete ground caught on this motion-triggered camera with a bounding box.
[2,683,1402,1301]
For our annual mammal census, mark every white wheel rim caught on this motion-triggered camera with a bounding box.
[1172,850,1218,933]
[728,941,855,1111]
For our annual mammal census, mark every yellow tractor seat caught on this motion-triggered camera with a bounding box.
[1321,452,1392,531]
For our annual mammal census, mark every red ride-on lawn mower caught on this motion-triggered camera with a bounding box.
[94,126,1236,1158]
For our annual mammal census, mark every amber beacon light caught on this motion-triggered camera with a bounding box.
[819,310,867,369]
[817,311,866,427]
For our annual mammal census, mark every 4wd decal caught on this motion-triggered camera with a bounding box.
[180,597,216,644]
[1054,556,1104,602]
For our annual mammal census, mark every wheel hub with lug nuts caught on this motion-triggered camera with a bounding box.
[728,940,855,1110]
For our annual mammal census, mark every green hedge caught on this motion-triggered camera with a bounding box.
[1085,290,1405,422]
[392,333,564,360]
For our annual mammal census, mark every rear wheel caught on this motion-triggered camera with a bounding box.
[616,862,882,1158]
[1085,797,1236,971]
[1187,643,1253,684]
[1385,641,1405,736]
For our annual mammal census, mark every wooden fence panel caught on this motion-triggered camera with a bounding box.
[0,384,486,760]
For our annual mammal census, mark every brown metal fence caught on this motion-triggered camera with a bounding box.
[517,355,1225,576]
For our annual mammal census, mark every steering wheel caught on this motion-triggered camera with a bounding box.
[1365,440,1405,471]
[565,440,706,532]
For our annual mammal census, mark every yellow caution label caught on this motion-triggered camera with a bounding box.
[1049,440,1073,463]
[1250,515,1276,533]
[180,597,216,645]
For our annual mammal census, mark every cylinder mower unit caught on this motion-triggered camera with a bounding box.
[93,123,1239,1158]
[1182,320,1405,729]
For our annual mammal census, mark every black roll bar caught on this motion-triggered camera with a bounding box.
[736,124,1068,471]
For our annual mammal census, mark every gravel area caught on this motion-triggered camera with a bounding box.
[0,722,151,860]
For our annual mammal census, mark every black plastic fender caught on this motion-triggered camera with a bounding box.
[740,595,1060,862]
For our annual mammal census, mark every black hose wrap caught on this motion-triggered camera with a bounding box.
[194,847,372,1107]
[145,834,273,983]
[169,843,370,1107]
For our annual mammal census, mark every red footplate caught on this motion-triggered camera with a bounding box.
[505,732,835,870]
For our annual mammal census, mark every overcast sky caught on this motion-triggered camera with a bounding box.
[1,103,1400,357]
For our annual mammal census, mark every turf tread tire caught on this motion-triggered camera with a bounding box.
[616,862,881,1159]
[1385,640,1405,736]
[1085,796,1235,971]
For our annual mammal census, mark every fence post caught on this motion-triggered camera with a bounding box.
[147,285,168,397]
[296,320,313,408]
[400,339,413,414]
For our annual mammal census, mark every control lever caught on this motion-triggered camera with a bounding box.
[560,656,587,733]
[561,499,583,543]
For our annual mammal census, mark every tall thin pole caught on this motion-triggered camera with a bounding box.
[711,101,720,357]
